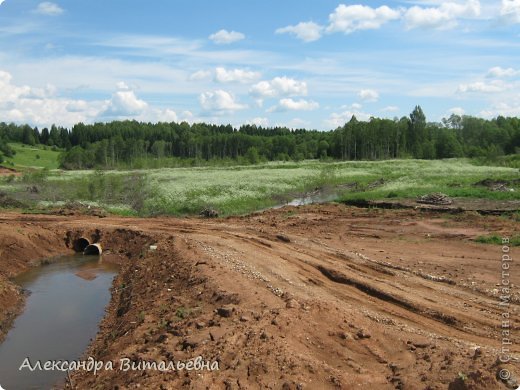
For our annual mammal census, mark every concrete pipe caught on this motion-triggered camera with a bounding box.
[73,237,91,253]
[83,243,102,256]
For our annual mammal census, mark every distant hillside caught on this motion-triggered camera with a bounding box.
[2,143,61,170]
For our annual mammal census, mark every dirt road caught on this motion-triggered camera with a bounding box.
[0,204,518,389]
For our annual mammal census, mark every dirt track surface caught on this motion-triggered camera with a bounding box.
[0,204,519,389]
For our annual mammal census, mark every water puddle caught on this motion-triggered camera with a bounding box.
[0,255,117,389]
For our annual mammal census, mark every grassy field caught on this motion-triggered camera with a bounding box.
[1,158,518,217]
[334,159,519,202]
[2,143,62,170]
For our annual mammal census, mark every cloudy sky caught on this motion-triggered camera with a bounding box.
[0,0,519,129]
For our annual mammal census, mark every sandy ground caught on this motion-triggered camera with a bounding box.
[0,204,518,389]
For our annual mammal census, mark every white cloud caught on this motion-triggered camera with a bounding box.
[0,0,5,6]
[267,98,319,112]
[0,70,190,126]
[105,90,148,116]
[181,110,194,121]
[249,77,308,99]
[98,34,204,58]
[358,89,379,102]
[101,88,148,117]
[457,80,507,93]
[116,81,130,90]
[189,70,212,81]
[340,103,363,111]
[276,22,324,42]
[404,0,481,30]
[247,117,269,127]
[327,4,401,34]
[0,71,38,101]
[189,67,260,83]
[0,71,48,101]
[249,81,275,99]
[381,105,399,112]
[133,107,196,124]
[274,1,485,40]
[487,66,520,78]
[214,67,261,83]
[65,100,89,113]
[287,118,310,128]
[271,77,308,96]
[448,107,465,115]
[501,0,520,23]
[199,90,247,113]
[153,108,178,123]
[208,29,245,44]
[325,107,372,128]
[35,2,64,16]
[479,99,520,118]
[0,69,100,127]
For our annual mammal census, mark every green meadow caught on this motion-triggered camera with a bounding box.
[3,143,62,170]
[1,158,518,217]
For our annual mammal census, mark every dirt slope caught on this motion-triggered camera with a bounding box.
[0,205,518,389]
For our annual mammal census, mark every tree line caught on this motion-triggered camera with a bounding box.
[0,106,519,169]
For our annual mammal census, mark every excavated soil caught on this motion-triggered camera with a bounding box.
[346,198,520,215]
[0,204,518,389]
[0,166,21,176]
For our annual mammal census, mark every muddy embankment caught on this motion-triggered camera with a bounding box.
[0,222,67,343]
[0,220,150,345]
[0,206,519,389]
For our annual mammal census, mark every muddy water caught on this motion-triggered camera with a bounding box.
[285,191,341,207]
[0,255,117,390]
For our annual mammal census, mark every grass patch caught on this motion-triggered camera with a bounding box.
[3,143,62,170]
[475,234,520,246]
[337,159,520,203]
[471,154,520,169]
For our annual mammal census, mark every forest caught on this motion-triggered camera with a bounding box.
[0,106,519,169]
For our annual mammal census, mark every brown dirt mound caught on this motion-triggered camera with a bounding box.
[51,201,108,217]
[352,197,520,215]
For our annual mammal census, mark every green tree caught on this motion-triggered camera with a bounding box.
[22,125,36,145]
[49,125,60,147]
[245,146,260,164]
[408,105,427,158]
[94,139,109,167]
[318,140,329,158]
[41,127,50,145]
[151,140,166,159]
[436,129,463,158]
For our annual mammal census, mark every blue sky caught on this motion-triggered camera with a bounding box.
[0,0,519,130]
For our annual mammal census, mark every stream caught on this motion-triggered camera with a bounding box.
[0,255,117,390]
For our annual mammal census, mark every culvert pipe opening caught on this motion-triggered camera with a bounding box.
[83,243,102,256]
[73,237,90,253]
